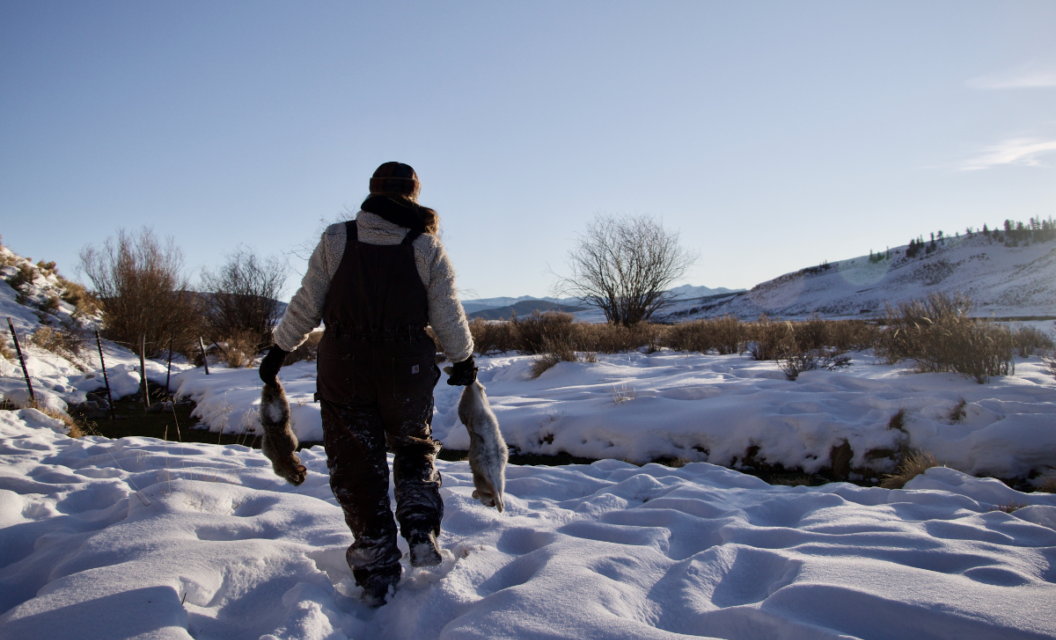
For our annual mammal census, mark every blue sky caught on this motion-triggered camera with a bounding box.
[2,1,1055,300]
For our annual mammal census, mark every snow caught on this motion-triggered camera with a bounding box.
[4,243,1056,637]
[1,411,1055,639]
[173,349,1056,480]
[663,234,1056,321]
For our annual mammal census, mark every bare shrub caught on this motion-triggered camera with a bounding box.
[827,320,880,351]
[201,247,288,349]
[779,347,851,381]
[554,214,697,327]
[666,316,744,354]
[881,450,940,489]
[283,329,323,366]
[529,353,562,379]
[512,311,577,354]
[1012,325,1054,357]
[876,293,1013,383]
[80,228,204,358]
[748,315,794,361]
[575,322,665,354]
[468,317,516,355]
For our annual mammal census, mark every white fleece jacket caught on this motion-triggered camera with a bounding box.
[273,211,474,363]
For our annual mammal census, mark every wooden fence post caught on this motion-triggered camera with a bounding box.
[7,317,35,406]
[198,336,210,375]
[165,335,174,394]
[139,334,150,409]
[95,330,116,424]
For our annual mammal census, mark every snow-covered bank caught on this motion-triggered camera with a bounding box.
[173,350,1056,480]
[1,411,1055,639]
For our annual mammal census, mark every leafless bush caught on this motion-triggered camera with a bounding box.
[554,214,697,327]
[80,228,204,358]
[827,320,880,351]
[779,347,851,381]
[1012,325,1054,357]
[513,311,578,354]
[468,317,516,355]
[575,322,667,354]
[283,329,324,366]
[666,316,745,354]
[881,450,941,489]
[748,315,795,361]
[201,247,288,349]
[876,293,1013,383]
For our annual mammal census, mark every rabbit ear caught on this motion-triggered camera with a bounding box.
[443,366,454,375]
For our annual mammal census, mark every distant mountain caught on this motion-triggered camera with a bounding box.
[663,232,1056,321]
[666,284,744,299]
[468,299,587,320]
[461,285,742,317]
[460,295,576,315]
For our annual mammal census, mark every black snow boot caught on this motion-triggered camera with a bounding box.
[408,530,442,567]
[359,564,402,608]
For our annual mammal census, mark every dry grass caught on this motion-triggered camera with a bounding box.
[948,398,967,423]
[216,331,262,368]
[876,293,1013,383]
[6,263,35,290]
[1036,470,1056,493]
[611,383,637,404]
[30,322,86,359]
[889,408,907,432]
[991,501,1027,514]
[881,450,941,489]
[58,276,101,317]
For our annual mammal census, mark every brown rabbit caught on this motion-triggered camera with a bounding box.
[259,380,307,486]
[446,367,508,511]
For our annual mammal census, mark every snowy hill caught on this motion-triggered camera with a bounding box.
[665,233,1056,321]
[461,284,743,317]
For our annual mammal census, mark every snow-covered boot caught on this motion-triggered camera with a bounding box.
[408,530,442,567]
[358,564,401,607]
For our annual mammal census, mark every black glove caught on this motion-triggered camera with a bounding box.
[447,356,478,386]
[259,345,289,385]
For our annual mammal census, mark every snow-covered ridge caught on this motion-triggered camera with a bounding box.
[665,233,1056,321]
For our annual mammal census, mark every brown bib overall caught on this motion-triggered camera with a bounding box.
[317,220,442,588]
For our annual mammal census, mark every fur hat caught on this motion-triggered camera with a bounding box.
[369,162,420,201]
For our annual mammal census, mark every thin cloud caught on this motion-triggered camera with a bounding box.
[959,137,1056,171]
[967,67,1056,90]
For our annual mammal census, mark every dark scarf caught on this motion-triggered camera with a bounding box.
[361,195,427,233]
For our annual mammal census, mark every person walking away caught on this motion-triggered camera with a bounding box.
[258,162,478,606]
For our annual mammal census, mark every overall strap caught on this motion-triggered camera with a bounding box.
[345,220,359,244]
[401,229,422,246]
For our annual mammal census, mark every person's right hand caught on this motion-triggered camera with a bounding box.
[259,345,289,385]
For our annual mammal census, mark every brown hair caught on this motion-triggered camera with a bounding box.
[387,194,440,235]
